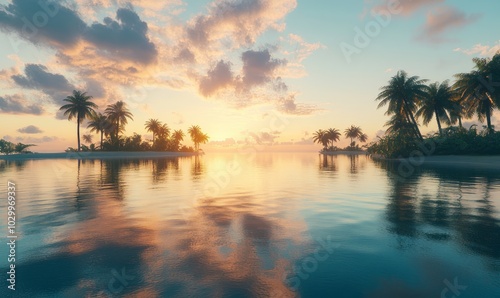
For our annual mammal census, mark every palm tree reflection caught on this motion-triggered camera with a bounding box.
[378,160,500,260]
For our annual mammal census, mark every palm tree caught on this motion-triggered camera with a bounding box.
[87,112,111,149]
[188,125,209,151]
[82,134,93,144]
[156,123,170,141]
[14,143,35,154]
[59,90,97,151]
[326,128,341,148]
[171,129,184,151]
[105,101,133,140]
[453,54,500,134]
[313,129,328,151]
[344,125,363,147]
[145,119,162,146]
[385,114,415,136]
[376,71,427,140]
[416,81,455,135]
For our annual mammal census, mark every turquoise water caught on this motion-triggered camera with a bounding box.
[0,153,499,297]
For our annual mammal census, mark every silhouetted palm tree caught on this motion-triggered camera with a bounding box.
[171,129,184,151]
[376,71,427,140]
[145,119,162,146]
[344,125,367,147]
[188,125,209,151]
[59,90,97,151]
[453,54,500,134]
[313,129,328,150]
[87,112,111,149]
[416,81,455,135]
[82,134,93,144]
[326,128,341,148]
[105,101,133,140]
[385,114,415,136]
[157,123,170,139]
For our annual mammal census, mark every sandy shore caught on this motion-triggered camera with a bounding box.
[321,151,368,156]
[373,155,500,170]
[0,151,199,161]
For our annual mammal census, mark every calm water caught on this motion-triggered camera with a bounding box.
[1,153,499,298]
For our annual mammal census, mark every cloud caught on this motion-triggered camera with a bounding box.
[0,94,44,115]
[276,94,318,115]
[84,8,158,64]
[369,0,443,16]
[249,131,281,145]
[0,2,157,65]
[417,6,480,43]
[8,135,59,143]
[186,0,297,49]
[11,64,75,102]
[240,49,286,89]
[454,41,500,57]
[0,0,87,47]
[199,60,234,97]
[18,125,43,134]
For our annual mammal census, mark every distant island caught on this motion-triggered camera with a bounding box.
[0,90,209,156]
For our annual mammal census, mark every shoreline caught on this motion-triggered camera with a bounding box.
[0,151,200,161]
[371,155,500,170]
[320,151,368,156]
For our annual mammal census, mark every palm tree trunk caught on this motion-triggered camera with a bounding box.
[435,110,442,135]
[77,115,81,152]
[408,111,423,140]
[458,116,463,129]
[100,131,103,149]
[403,108,421,140]
[486,110,493,134]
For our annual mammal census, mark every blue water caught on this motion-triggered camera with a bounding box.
[0,153,499,297]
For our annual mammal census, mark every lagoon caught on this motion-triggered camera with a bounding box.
[0,153,499,297]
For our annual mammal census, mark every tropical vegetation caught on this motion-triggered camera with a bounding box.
[368,52,500,158]
[58,90,208,153]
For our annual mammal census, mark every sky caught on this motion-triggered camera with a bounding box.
[0,0,499,152]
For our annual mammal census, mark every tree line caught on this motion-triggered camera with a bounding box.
[313,125,368,152]
[59,90,209,152]
[368,53,500,157]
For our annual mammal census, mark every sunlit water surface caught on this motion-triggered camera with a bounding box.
[0,153,499,297]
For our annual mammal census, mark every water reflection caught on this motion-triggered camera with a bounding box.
[319,154,337,172]
[0,154,499,297]
[378,160,500,261]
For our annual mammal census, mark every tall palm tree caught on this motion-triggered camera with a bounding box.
[453,54,500,134]
[171,129,184,151]
[376,71,427,140]
[87,112,111,149]
[416,81,455,135]
[313,129,328,151]
[59,90,97,151]
[188,125,209,151]
[327,128,341,147]
[157,123,170,140]
[344,125,364,146]
[145,119,162,146]
[105,101,133,140]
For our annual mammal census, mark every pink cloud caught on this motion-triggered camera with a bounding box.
[417,6,480,43]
